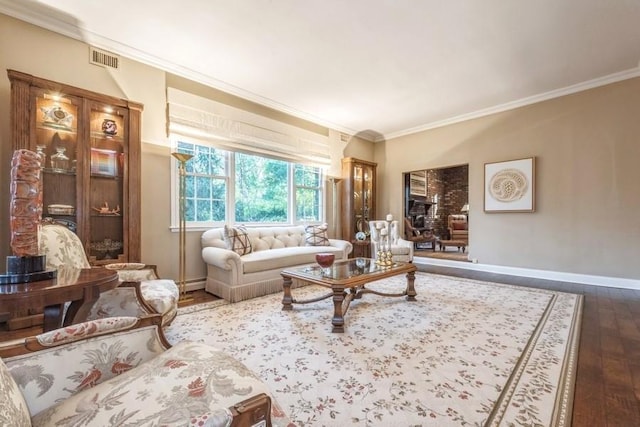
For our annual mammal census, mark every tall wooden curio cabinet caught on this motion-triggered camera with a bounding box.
[341,157,377,243]
[8,70,143,265]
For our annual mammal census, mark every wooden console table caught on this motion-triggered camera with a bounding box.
[0,267,119,332]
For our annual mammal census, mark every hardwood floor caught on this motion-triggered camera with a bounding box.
[2,267,639,426]
[416,263,640,427]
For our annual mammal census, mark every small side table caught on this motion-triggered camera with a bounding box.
[350,239,371,258]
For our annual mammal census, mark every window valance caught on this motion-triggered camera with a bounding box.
[167,88,331,167]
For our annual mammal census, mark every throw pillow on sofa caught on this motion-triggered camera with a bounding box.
[224,225,252,255]
[305,224,330,246]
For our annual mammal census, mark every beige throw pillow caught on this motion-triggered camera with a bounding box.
[305,224,330,246]
[223,225,252,255]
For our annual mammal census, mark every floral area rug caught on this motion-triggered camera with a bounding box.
[165,272,583,426]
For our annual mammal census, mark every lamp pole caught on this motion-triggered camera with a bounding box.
[328,177,342,239]
[172,152,193,303]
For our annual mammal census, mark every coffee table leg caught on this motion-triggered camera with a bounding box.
[282,276,293,310]
[405,271,417,301]
[332,286,346,333]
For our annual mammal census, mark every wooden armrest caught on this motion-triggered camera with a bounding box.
[230,393,272,427]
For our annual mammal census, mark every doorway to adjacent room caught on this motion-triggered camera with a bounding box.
[402,164,469,262]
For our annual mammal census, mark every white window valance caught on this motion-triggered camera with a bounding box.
[167,88,331,167]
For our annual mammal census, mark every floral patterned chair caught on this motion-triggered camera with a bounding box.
[38,223,179,326]
[0,315,292,426]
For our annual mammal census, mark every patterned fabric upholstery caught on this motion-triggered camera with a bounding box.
[39,224,179,326]
[0,317,292,427]
[304,223,330,246]
[0,355,31,426]
[223,225,253,255]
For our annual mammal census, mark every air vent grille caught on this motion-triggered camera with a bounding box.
[89,47,119,69]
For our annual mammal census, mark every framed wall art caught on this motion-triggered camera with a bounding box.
[484,157,535,213]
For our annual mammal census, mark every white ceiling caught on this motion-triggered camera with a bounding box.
[3,1,640,141]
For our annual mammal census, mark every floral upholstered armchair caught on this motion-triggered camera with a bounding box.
[0,316,292,426]
[368,219,414,262]
[39,223,179,326]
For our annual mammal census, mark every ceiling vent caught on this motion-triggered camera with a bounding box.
[89,46,120,70]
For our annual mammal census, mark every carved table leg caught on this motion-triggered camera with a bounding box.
[64,285,101,327]
[332,285,346,333]
[405,270,417,301]
[43,304,64,332]
[281,276,293,310]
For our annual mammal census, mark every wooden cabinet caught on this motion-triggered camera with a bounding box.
[341,157,377,246]
[8,70,143,265]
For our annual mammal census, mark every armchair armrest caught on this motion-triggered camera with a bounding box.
[0,315,170,417]
[105,263,160,281]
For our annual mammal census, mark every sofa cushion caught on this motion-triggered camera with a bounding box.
[30,341,287,427]
[452,222,467,230]
[242,246,343,274]
[304,224,329,246]
[224,225,252,255]
[0,357,31,426]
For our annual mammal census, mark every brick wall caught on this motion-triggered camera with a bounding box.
[425,165,468,238]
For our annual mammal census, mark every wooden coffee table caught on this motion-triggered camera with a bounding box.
[281,258,417,332]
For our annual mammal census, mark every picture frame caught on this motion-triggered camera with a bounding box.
[90,148,118,177]
[484,157,535,213]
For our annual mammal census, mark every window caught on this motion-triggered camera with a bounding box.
[295,165,322,222]
[235,153,288,223]
[173,139,324,227]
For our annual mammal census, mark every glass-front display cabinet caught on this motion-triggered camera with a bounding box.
[341,157,377,247]
[8,70,143,265]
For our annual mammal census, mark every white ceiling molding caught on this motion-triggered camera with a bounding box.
[3,1,640,142]
[0,1,359,138]
[383,66,640,142]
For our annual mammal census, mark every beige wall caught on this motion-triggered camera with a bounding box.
[377,78,640,280]
[3,12,637,284]
[0,14,359,284]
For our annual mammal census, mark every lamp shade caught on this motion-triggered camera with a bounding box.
[461,203,470,213]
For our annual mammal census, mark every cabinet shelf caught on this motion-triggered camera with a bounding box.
[43,168,76,176]
[9,69,143,265]
[37,123,77,134]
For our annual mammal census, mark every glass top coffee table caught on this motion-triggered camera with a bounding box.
[281,258,417,332]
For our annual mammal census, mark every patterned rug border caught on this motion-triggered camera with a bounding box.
[170,272,584,426]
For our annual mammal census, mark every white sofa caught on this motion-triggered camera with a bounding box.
[201,225,353,302]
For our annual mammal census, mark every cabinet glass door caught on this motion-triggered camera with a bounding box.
[88,102,128,264]
[35,91,80,233]
[354,163,374,235]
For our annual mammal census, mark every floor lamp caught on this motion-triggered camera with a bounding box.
[328,177,342,239]
[171,152,193,303]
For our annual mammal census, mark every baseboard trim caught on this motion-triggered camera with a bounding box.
[413,257,640,290]
[184,279,206,292]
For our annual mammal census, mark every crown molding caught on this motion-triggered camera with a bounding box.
[0,2,358,137]
[382,66,640,142]
[2,2,637,144]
